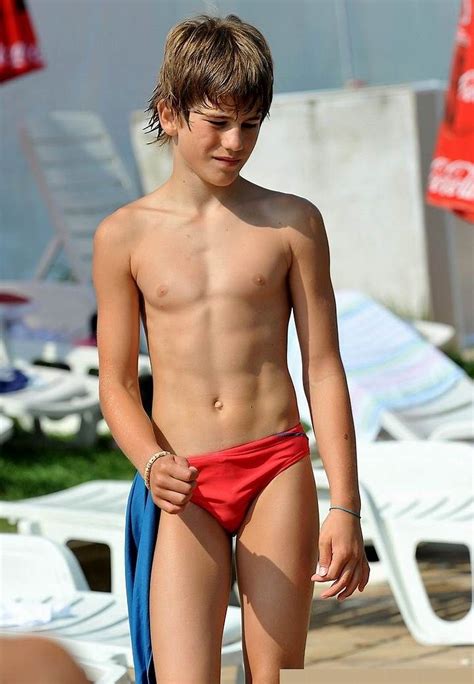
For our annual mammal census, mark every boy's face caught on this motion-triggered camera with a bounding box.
[169,98,263,186]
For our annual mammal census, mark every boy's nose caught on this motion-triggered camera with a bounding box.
[221,128,244,152]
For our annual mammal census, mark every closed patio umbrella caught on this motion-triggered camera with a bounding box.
[0,0,45,84]
[426,0,474,223]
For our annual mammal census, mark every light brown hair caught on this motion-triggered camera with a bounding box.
[145,13,274,146]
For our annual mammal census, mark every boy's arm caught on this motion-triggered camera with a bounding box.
[286,198,361,511]
[92,210,163,475]
[286,198,369,598]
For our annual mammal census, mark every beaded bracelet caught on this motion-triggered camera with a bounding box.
[143,450,172,490]
[329,505,361,519]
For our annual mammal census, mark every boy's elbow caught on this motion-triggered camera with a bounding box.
[99,375,141,404]
[305,354,345,387]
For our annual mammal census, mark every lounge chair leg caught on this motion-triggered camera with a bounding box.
[33,416,45,439]
[73,410,100,448]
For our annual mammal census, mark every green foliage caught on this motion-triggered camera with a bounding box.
[0,423,135,501]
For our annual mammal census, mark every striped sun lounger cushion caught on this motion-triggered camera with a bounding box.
[335,290,464,440]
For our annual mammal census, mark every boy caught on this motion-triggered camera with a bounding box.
[92,13,370,684]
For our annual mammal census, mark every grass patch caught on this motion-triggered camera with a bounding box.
[447,351,474,378]
[1,421,135,500]
[0,518,17,533]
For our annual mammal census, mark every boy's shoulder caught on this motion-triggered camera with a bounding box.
[254,184,323,230]
[93,193,158,244]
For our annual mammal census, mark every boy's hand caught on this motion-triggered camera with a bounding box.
[149,454,199,513]
[311,510,370,601]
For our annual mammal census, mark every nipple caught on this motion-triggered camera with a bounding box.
[214,399,223,409]
[252,273,266,286]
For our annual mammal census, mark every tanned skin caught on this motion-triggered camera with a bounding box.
[93,99,370,683]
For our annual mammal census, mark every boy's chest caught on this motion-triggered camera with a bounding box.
[133,223,289,311]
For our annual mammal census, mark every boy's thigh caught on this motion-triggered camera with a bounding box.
[235,454,319,669]
[150,501,233,679]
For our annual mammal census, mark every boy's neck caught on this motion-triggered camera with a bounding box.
[163,168,250,218]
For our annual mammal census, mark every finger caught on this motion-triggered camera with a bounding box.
[325,549,357,581]
[152,493,186,514]
[358,561,371,591]
[320,564,354,599]
[173,455,199,476]
[152,474,197,496]
[153,486,194,513]
[171,462,199,482]
[151,480,198,511]
[312,545,332,580]
[336,568,362,601]
[316,553,348,583]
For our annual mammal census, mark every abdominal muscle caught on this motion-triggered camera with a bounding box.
[146,303,301,458]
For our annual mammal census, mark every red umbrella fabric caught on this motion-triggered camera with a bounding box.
[426,0,474,223]
[0,0,45,84]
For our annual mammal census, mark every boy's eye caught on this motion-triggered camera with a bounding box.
[207,121,258,129]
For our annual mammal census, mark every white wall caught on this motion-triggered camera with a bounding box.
[243,84,474,346]
[244,85,430,318]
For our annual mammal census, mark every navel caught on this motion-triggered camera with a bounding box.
[252,273,266,286]
[213,399,224,410]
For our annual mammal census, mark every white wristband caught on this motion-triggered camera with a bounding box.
[143,450,171,490]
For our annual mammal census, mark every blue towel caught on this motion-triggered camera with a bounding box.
[125,471,161,684]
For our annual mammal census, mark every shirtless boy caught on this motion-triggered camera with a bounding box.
[92,13,370,684]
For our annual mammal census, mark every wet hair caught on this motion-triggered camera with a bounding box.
[144,13,274,146]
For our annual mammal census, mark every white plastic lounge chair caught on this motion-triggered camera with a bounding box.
[0,481,247,607]
[19,111,137,284]
[313,440,474,645]
[74,657,130,684]
[0,360,101,447]
[0,534,245,682]
[288,289,473,446]
[411,319,456,350]
[0,534,130,683]
[1,532,90,594]
[129,110,173,195]
[70,658,130,684]
[0,481,133,595]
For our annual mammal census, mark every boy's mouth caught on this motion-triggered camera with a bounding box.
[213,157,241,164]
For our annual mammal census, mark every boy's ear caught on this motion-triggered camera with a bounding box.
[157,100,180,137]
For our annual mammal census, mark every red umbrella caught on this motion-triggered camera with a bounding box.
[0,0,45,84]
[426,0,474,223]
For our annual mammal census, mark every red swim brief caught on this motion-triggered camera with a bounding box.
[186,421,310,536]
